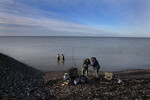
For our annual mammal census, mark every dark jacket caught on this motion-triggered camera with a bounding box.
[91,57,100,70]
[82,58,90,70]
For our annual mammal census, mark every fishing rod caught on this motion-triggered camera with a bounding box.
[72,44,78,67]
[72,44,74,66]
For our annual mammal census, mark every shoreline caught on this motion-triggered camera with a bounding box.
[43,69,150,81]
[1,53,150,100]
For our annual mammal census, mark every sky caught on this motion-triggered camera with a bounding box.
[0,0,150,37]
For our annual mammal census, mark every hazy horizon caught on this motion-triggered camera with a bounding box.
[0,36,150,38]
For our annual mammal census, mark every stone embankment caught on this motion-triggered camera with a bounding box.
[0,53,55,100]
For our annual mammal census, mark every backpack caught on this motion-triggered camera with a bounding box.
[67,67,78,79]
[78,75,87,84]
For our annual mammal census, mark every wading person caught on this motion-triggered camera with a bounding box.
[56,54,60,65]
[81,58,91,77]
[90,57,100,78]
[61,54,65,61]
[56,54,60,61]
[61,54,65,65]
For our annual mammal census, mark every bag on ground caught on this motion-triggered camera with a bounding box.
[78,75,87,84]
[67,67,78,79]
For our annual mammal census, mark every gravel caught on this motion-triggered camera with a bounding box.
[0,53,55,100]
[45,70,150,100]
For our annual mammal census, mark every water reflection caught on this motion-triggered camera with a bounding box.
[61,60,65,65]
[57,60,60,66]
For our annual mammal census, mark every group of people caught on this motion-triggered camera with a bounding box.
[56,54,65,61]
[57,53,100,78]
[62,57,100,85]
[81,57,100,78]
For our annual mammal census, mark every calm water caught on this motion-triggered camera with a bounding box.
[0,36,150,71]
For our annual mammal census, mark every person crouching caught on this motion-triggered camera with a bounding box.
[81,58,90,77]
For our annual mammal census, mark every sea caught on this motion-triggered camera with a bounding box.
[0,36,150,72]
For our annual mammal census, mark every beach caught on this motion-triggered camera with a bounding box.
[0,53,150,100]
[1,0,150,99]
[44,70,150,100]
[0,53,55,100]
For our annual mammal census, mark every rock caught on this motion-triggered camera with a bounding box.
[0,53,55,100]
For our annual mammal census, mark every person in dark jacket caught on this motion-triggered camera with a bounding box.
[81,58,91,77]
[90,57,100,78]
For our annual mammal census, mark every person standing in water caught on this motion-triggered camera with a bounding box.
[56,54,60,65]
[61,54,65,65]
[56,54,60,60]
[61,54,65,61]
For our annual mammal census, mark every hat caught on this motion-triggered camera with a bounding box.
[91,57,96,59]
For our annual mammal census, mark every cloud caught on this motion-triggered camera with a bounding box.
[0,0,61,18]
[0,0,150,37]
[0,0,118,36]
[0,12,117,36]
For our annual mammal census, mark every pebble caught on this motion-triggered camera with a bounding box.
[0,53,55,100]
